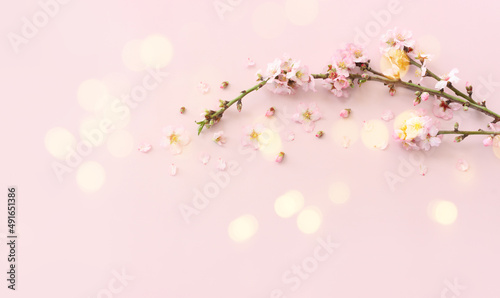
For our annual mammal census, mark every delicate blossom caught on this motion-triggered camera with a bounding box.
[322,44,368,97]
[259,55,315,94]
[242,124,266,149]
[435,68,460,90]
[247,58,255,67]
[433,97,461,120]
[200,152,210,165]
[381,48,410,79]
[212,131,226,146]
[381,110,394,121]
[380,27,415,52]
[170,163,177,176]
[138,143,152,153]
[394,111,442,151]
[456,159,469,172]
[198,82,210,94]
[217,158,227,171]
[292,103,322,132]
[160,126,190,155]
[419,164,428,176]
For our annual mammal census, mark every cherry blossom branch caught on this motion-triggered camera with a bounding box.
[408,57,478,105]
[438,130,498,136]
[196,78,269,134]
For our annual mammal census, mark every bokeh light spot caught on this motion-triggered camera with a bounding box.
[76,161,106,193]
[252,2,287,39]
[44,127,77,160]
[228,214,259,243]
[274,190,305,218]
[297,207,322,234]
[328,182,350,204]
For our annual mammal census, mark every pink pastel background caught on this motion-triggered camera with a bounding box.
[1,0,500,297]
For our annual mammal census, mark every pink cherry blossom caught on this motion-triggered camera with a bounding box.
[380,27,415,52]
[138,143,152,153]
[212,131,226,146]
[160,126,190,155]
[170,163,177,176]
[394,112,442,151]
[435,68,460,90]
[260,56,315,95]
[292,103,322,132]
[241,124,266,149]
[198,81,210,94]
[217,158,227,171]
[200,152,210,165]
[433,97,462,120]
[381,110,394,121]
[456,159,469,172]
[345,43,369,63]
[421,92,429,102]
[247,58,255,67]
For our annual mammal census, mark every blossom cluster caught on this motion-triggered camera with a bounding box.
[394,111,442,151]
[322,43,368,97]
[258,55,315,95]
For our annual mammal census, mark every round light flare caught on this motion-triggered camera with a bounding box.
[122,39,146,71]
[297,207,322,234]
[285,0,319,26]
[428,200,458,225]
[393,110,418,130]
[361,119,389,150]
[140,34,174,69]
[274,190,305,218]
[44,127,77,159]
[331,118,359,148]
[76,161,106,193]
[328,182,350,205]
[493,136,500,159]
[259,128,283,161]
[252,2,287,39]
[106,130,134,158]
[228,214,259,243]
[380,48,410,80]
[77,79,109,112]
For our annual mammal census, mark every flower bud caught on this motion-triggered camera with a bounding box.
[276,152,285,163]
[315,131,324,138]
[421,92,429,101]
[454,122,459,131]
[237,100,242,112]
[454,135,465,143]
[220,81,229,89]
[265,107,275,117]
[483,136,494,147]
[413,97,421,106]
[179,107,186,114]
[339,108,351,118]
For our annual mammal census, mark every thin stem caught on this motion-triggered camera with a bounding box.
[196,79,269,134]
[409,57,477,104]
[437,130,498,136]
